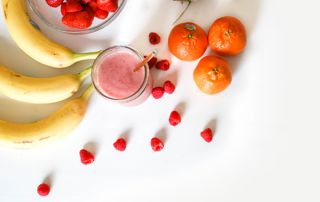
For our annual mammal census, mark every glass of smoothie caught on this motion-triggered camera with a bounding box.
[92,46,153,106]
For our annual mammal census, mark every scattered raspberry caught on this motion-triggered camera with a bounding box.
[113,138,126,151]
[144,56,158,69]
[79,149,95,165]
[169,110,181,126]
[46,0,63,7]
[200,128,213,142]
[151,137,164,151]
[149,32,161,45]
[156,60,170,71]
[152,87,165,99]
[37,183,50,196]
[163,80,175,94]
[60,2,67,16]
[95,9,109,19]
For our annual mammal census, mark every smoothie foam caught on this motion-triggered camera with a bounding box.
[97,51,144,99]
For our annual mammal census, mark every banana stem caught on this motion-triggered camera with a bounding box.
[73,50,102,62]
[78,66,92,82]
[81,84,94,101]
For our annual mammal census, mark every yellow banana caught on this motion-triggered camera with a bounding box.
[2,0,100,68]
[0,64,91,104]
[0,84,94,148]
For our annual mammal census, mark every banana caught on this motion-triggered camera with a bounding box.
[0,64,91,104]
[0,84,94,148]
[2,0,100,68]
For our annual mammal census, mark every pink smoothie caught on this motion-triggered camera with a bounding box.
[94,48,152,105]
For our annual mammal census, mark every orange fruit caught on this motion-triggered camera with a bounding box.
[193,55,232,94]
[168,22,208,61]
[208,16,246,56]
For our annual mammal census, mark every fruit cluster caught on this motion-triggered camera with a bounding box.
[45,0,119,29]
[168,17,247,95]
[36,107,214,196]
[2,0,249,197]
[152,80,175,99]
[143,33,212,146]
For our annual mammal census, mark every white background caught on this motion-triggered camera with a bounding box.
[1,0,320,201]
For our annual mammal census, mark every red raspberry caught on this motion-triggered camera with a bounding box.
[37,183,50,196]
[149,32,161,45]
[95,9,109,19]
[85,6,95,18]
[89,1,98,11]
[169,111,181,126]
[200,128,213,142]
[62,11,94,29]
[81,0,91,4]
[79,149,95,165]
[60,3,67,16]
[66,0,83,12]
[46,0,63,7]
[144,56,158,69]
[151,87,164,99]
[97,0,118,12]
[163,80,175,94]
[113,138,126,151]
[156,60,170,71]
[151,137,164,151]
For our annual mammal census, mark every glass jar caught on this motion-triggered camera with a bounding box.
[92,46,153,106]
[27,0,127,34]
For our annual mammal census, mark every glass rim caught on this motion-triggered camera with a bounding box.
[91,45,150,103]
[27,0,127,35]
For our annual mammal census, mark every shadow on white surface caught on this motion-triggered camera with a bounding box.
[155,127,168,143]
[205,118,218,132]
[43,172,54,187]
[0,95,63,123]
[83,141,99,156]
[175,101,188,117]
[119,128,133,144]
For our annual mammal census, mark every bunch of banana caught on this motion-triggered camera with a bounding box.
[0,64,91,104]
[0,85,94,148]
[1,0,99,148]
[2,0,100,68]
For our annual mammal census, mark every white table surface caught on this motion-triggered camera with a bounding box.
[1,0,320,201]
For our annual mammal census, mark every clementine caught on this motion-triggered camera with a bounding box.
[208,16,246,56]
[193,55,232,94]
[168,22,208,61]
